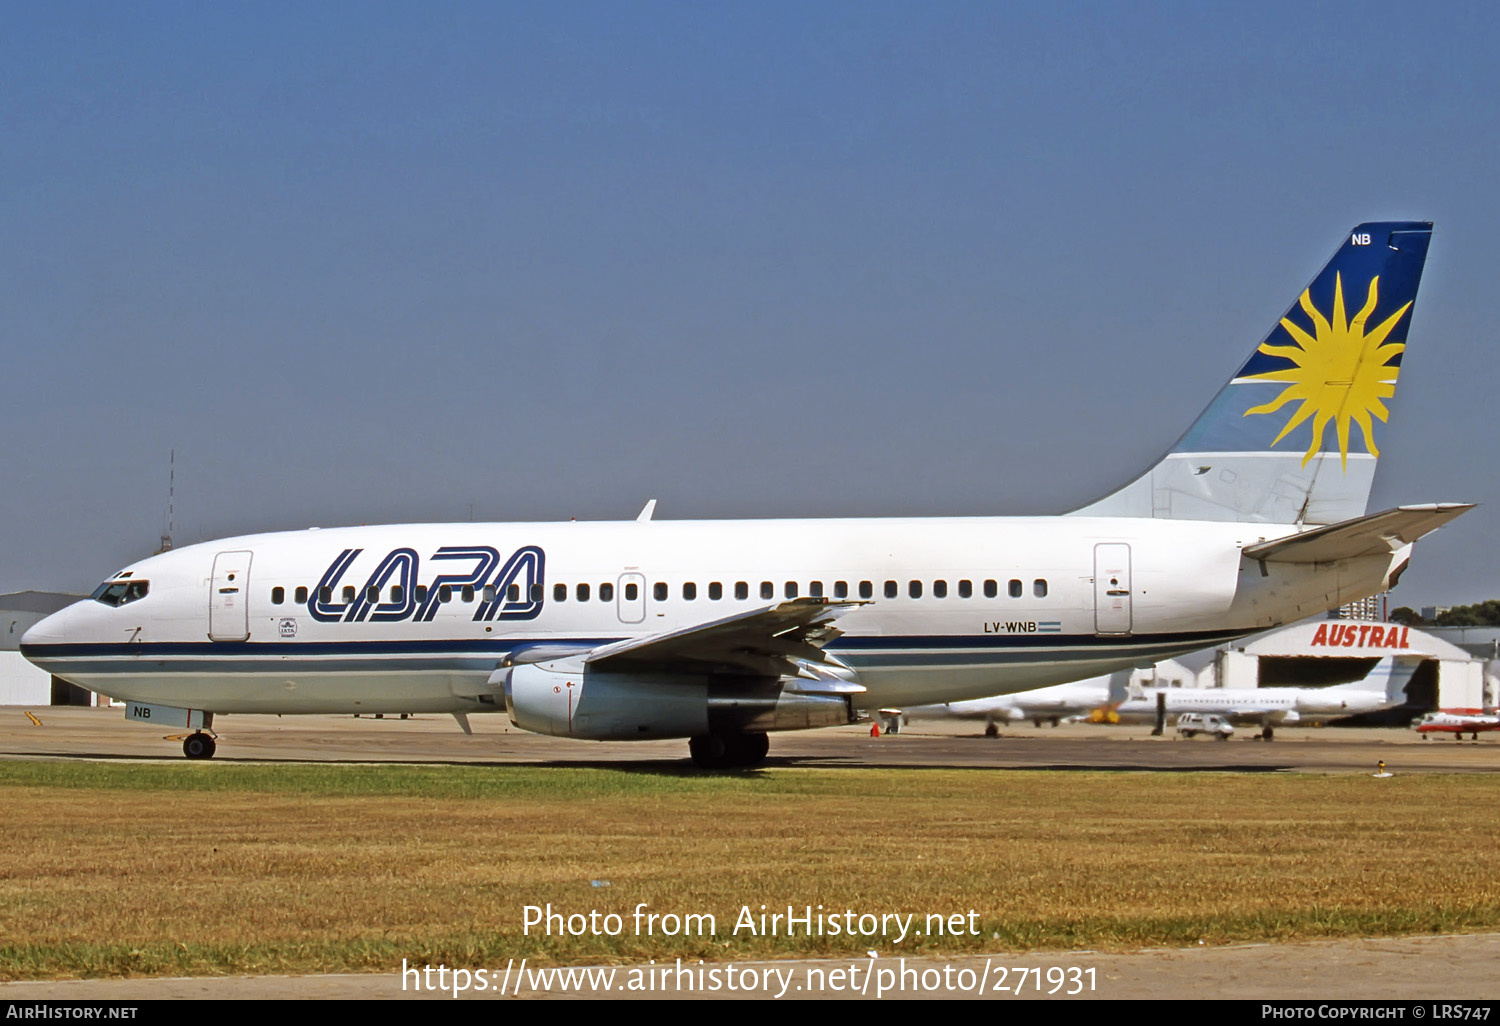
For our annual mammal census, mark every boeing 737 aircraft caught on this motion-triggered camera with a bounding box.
[21,222,1470,766]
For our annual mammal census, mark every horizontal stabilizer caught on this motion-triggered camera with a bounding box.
[585,597,870,678]
[1242,503,1474,564]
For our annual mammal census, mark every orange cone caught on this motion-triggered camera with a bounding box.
[870,723,881,737]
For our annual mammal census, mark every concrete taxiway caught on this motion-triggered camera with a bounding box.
[0,705,1495,773]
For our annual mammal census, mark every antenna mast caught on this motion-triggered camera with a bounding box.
[159,449,175,553]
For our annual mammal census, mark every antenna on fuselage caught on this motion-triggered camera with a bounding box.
[158,449,175,553]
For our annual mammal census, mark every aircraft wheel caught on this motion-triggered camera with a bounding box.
[1263,726,1275,741]
[689,733,768,769]
[984,723,999,738]
[183,733,216,760]
[689,734,728,768]
[736,732,770,766]
[1050,717,1060,728]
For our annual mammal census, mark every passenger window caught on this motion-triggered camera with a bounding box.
[367,586,380,604]
[390,585,404,604]
[509,584,521,602]
[859,581,873,599]
[577,583,590,602]
[958,579,972,598]
[653,582,667,601]
[735,582,749,600]
[809,581,824,598]
[319,586,332,604]
[933,580,947,598]
[531,584,541,602]
[271,587,285,605]
[785,581,799,599]
[834,581,848,599]
[1034,579,1048,598]
[295,586,309,604]
[627,583,640,601]
[439,585,452,603]
[462,585,475,603]
[1009,579,1022,598]
[413,585,426,604]
[554,584,567,602]
[343,586,356,604]
[984,580,997,598]
[483,585,496,603]
[683,582,697,600]
[709,582,722,600]
[884,580,897,599]
[600,583,614,601]
[761,582,773,600]
[909,580,923,599]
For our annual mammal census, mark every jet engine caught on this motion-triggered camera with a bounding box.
[504,660,854,741]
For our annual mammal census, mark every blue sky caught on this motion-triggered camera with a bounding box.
[3,1,1498,608]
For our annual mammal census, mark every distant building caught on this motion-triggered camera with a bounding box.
[1330,595,1385,621]
[1207,620,1488,716]
[0,592,87,705]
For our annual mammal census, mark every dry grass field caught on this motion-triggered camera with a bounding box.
[2,760,1498,980]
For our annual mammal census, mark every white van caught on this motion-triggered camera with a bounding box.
[1176,713,1234,739]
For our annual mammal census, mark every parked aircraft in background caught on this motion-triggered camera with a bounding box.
[899,672,1131,733]
[1413,710,1500,740]
[22,222,1468,766]
[1113,657,1416,739]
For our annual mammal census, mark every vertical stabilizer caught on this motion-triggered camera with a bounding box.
[1071,222,1432,524]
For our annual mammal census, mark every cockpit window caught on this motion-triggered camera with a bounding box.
[90,580,149,607]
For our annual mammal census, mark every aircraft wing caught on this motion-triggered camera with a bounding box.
[583,597,870,683]
[1242,503,1474,564]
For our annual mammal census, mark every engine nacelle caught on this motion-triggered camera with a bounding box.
[504,660,854,740]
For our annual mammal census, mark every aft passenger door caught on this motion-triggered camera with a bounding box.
[209,550,253,641]
[1093,543,1132,635]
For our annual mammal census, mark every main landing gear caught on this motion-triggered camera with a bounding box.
[183,732,217,760]
[688,732,770,769]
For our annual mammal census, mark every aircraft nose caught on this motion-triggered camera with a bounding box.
[20,604,78,658]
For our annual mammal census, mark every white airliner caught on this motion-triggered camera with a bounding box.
[1112,657,1416,739]
[899,674,1128,732]
[21,221,1470,766]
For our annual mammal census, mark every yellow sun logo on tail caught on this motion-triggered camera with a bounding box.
[1243,273,1410,468]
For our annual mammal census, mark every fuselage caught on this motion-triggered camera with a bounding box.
[21,513,1404,719]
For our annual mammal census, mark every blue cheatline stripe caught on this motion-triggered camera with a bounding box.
[24,629,1252,675]
[21,627,1247,661]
